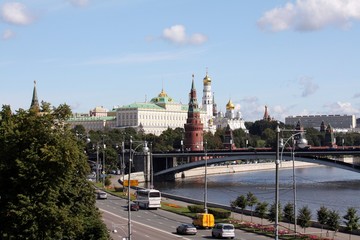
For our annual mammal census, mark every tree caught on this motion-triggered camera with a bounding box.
[343,207,359,240]
[268,202,282,223]
[297,206,312,233]
[327,210,341,238]
[231,195,247,220]
[0,104,109,239]
[317,205,329,238]
[283,202,295,227]
[246,192,258,222]
[255,201,268,225]
[297,205,311,232]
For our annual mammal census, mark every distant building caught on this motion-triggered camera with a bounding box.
[89,106,108,117]
[184,76,204,152]
[285,115,356,130]
[263,105,274,121]
[115,83,207,136]
[214,99,247,132]
[67,116,117,131]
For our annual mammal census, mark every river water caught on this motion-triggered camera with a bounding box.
[155,165,360,219]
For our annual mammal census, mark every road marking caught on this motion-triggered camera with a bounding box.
[100,208,192,240]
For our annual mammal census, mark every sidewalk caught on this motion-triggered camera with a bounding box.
[109,174,358,240]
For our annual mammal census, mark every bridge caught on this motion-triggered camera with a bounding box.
[151,148,360,180]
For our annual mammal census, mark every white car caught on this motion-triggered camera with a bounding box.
[97,191,107,199]
[211,223,235,239]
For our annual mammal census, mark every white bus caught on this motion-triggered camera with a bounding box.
[135,189,161,209]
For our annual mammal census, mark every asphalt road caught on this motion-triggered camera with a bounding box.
[96,193,273,240]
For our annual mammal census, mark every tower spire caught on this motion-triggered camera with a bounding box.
[30,80,40,111]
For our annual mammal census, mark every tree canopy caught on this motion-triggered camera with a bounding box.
[0,104,109,239]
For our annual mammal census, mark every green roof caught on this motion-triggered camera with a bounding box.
[67,116,116,122]
[120,102,164,109]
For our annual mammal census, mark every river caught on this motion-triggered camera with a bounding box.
[155,165,360,219]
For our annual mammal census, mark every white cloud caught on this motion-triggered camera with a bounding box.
[162,24,208,45]
[68,0,90,7]
[258,0,360,32]
[2,29,15,40]
[1,2,34,25]
[298,76,319,97]
[323,101,359,114]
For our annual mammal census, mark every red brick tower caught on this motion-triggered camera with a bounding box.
[184,75,204,153]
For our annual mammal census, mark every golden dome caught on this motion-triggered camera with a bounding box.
[158,88,168,97]
[226,99,235,110]
[203,74,211,85]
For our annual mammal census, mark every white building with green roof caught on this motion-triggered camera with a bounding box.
[116,88,207,136]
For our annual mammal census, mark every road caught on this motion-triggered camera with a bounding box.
[96,193,272,240]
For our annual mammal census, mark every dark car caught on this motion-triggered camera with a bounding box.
[176,223,197,235]
[128,202,139,211]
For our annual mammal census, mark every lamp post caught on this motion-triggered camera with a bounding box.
[275,126,280,240]
[128,137,149,240]
[204,141,208,214]
[279,131,307,236]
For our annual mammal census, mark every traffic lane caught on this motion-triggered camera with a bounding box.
[97,197,273,240]
[101,208,196,240]
[97,196,196,233]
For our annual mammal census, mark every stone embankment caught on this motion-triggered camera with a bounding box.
[174,161,319,179]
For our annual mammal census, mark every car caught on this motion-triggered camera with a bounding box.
[97,191,107,199]
[211,223,235,239]
[128,202,139,211]
[176,223,197,235]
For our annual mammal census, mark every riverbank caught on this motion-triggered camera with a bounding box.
[117,161,321,183]
[174,161,320,179]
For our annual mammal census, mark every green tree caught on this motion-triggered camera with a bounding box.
[343,207,359,240]
[317,205,329,238]
[246,192,258,222]
[297,205,312,233]
[268,202,282,223]
[283,202,295,227]
[327,210,341,238]
[255,201,268,225]
[231,195,247,220]
[0,104,109,239]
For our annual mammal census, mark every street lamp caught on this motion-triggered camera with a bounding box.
[279,131,307,235]
[128,137,149,240]
[275,126,307,239]
[204,141,208,214]
[275,126,280,240]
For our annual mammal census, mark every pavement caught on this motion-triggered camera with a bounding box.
[108,174,358,240]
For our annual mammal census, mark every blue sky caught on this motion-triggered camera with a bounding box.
[1,0,360,122]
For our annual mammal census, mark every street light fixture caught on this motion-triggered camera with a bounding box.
[128,137,149,240]
[275,126,307,239]
[204,141,208,214]
[279,131,307,236]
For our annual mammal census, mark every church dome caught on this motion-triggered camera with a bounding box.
[226,99,235,110]
[203,74,211,85]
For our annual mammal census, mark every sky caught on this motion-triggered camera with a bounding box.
[1,0,360,122]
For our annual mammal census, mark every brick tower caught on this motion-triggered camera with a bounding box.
[184,75,204,153]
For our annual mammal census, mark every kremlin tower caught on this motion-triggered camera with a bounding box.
[30,80,40,112]
[184,75,204,153]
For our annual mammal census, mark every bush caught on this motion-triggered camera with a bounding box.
[188,205,204,213]
[187,205,231,219]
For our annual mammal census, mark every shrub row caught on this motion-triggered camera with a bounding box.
[187,204,231,219]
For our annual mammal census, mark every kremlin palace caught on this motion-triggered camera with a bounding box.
[67,72,247,135]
